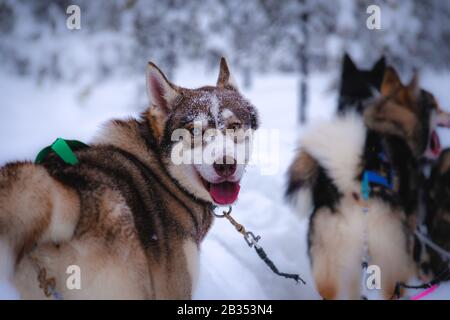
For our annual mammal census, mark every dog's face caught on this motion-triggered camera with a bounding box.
[364,66,450,159]
[145,58,258,206]
[338,53,386,113]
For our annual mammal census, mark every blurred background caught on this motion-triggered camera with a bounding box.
[2,0,450,116]
[1,0,450,299]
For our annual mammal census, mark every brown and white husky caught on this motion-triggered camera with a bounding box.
[285,66,450,299]
[0,58,259,299]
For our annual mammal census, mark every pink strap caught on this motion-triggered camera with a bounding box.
[411,284,439,300]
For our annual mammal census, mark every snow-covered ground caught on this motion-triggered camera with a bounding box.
[0,64,449,299]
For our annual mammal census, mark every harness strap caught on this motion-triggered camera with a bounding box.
[415,229,450,262]
[411,284,439,300]
[35,138,88,165]
[359,167,396,299]
[364,170,394,190]
[360,172,371,299]
[391,211,450,299]
[361,171,370,201]
[392,267,450,300]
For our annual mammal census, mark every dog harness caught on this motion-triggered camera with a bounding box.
[359,132,399,299]
[360,134,449,299]
[393,175,450,299]
[35,138,88,165]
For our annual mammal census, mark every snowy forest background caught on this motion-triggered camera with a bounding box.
[2,0,450,111]
[1,0,450,299]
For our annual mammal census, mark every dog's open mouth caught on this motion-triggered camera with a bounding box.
[430,130,441,157]
[202,179,241,205]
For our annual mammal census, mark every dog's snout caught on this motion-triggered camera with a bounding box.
[213,157,237,178]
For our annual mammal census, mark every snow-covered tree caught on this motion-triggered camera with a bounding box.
[1,0,450,96]
[259,0,338,123]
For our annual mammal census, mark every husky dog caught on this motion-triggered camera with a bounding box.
[337,53,386,115]
[422,149,450,277]
[0,58,259,299]
[286,66,450,299]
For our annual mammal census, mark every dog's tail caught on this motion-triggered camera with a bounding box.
[286,113,367,219]
[285,149,316,218]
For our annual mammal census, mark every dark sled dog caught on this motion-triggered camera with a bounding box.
[337,53,386,115]
[422,149,450,277]
[0,58,259,299]
[286,66,450,299]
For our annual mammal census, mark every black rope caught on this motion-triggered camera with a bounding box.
[253,246,306,285]
[391,267,450,299]
[214,206,306,286]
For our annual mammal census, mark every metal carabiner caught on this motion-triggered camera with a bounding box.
[244,231,261,248]
[213,206,232,218]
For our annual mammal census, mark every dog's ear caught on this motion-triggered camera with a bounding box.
[381,66,403,96]
[382,68,422,112]
[400,73,421,112]
[343,53,357,74]
[372,56,386,73]
[146,62,181,113]
[217,57,238,90]
[364,98,418,155]
[372,66,417,138]
[407,73,420,99]
[367,68,420,154]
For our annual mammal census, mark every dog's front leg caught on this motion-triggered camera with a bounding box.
[309,204,365,300]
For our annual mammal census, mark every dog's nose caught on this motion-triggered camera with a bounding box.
[213,157,237,178]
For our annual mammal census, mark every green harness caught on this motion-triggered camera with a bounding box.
[35,138,88,165]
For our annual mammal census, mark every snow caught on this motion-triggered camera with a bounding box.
[0,64,449,300]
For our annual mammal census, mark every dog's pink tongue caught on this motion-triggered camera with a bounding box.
[209,182,240,205]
